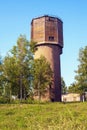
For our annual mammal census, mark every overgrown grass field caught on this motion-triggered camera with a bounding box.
[0,102,87,130]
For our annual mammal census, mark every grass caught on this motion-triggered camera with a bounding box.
[0,102,87,130]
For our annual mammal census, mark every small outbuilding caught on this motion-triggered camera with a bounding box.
[62,93,81,102]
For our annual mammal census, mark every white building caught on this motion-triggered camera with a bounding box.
[62,93,81,102]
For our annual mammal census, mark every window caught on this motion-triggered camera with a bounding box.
[49,36,54,41]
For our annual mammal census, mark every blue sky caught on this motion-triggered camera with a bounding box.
[0,0,87,86]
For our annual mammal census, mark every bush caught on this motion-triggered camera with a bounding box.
[0,96,11,104]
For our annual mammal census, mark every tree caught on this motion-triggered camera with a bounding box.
[61,77,67,94]
[0,56,3,95]
[0,56,16,99]
[32,56,53,101]
[0,35,53,102]
[75,46,87,94]
[68,82,79,93]
[1,35,36,101]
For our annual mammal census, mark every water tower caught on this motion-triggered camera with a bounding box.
[31,15,63,101]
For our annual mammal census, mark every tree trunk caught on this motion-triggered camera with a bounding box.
[9,83,12,103]
[38,82,41,101]
[20,75,22,101]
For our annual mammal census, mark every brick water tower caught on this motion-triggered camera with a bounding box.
[31,15,63,101]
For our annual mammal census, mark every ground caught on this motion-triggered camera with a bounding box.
[0,102,87,130]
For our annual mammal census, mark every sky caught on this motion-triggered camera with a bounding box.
[0,0,87,86]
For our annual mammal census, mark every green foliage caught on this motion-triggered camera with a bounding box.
[29,40,37,53]
[68,82,80,93]
[0,35,36,100]
[0,56,3,93]
[0,96,11,104]
[75,46,87,94]
[32,56,53,101]
[0,103,87,129]
[61,77,67,94]
[0,35,53,102]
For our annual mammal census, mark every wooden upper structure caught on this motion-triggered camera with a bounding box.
[31,15,63,48]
